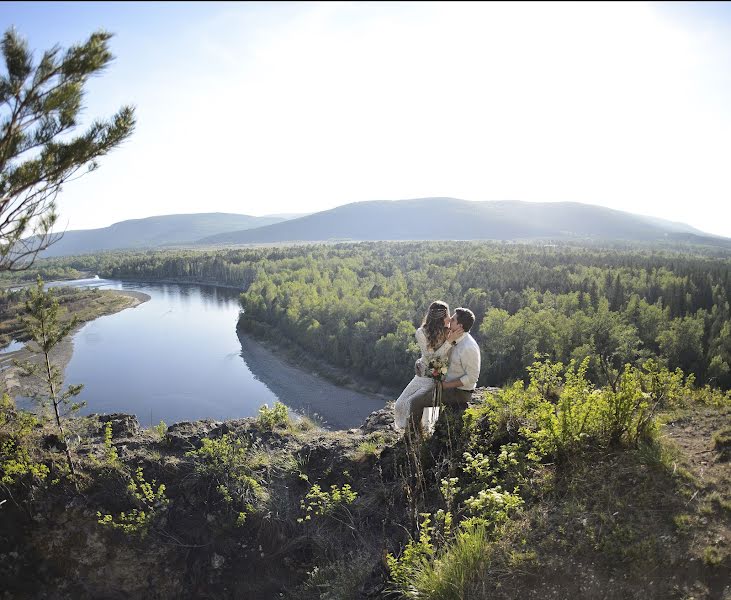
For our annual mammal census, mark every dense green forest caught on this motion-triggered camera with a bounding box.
[13,241,731,392]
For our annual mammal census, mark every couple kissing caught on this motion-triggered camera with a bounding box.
[393,301,481,435]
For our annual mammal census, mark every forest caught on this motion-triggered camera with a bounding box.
[11,240,730,392]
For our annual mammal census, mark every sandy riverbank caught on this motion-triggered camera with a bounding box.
[238,331,389,429]
[0,290,150,398]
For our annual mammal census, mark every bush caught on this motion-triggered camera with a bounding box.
[185,434,267,520]
[257,401,290,430]
[96,466,168,537]
[0,396,49,488]
[299,482,357,525]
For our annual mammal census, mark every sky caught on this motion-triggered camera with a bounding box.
[2,1,731,237]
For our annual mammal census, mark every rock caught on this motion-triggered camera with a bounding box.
[98,413,140,438]
[42,433,66,451]
[165,420,219,451]
[360,406,395,433]
[208,419,250,439]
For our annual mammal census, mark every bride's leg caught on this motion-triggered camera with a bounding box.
[394,376,425,431]
[408,385,436,435]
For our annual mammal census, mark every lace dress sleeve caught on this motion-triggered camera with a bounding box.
[415,327,430,359]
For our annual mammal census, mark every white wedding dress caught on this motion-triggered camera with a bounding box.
[393,327,452,432]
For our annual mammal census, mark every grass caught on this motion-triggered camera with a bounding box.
[712,425,731,460]
[354,432,386,460]
[404,524,492,600]
[702,545,724,566]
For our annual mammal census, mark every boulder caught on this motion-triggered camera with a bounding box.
[98,413,140,439]
[165,420,220,451]
[360,405,395,434]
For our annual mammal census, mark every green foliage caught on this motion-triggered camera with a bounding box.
[185,434,266,516]
[530,358,598,458]
[15,278,84,481]
[0,27,135,271]
[102,421,119,466]
[298,482,357,523]
[0,441,49,486]
[151,420,167,440]
[0,394,49,487]
[355,432,385,458]
[96,466,168,537]
[475,356,694,462]
[387,513,492,600]
[10,241,730,394]
[702,545,724,567]
[257,401,290,430]
[386,513,435,592]
[404,524,491,600]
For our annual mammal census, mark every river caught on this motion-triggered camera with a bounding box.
[15,278,386,429]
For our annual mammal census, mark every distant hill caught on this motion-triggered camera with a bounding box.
[196,198,729,247]
[39,213,288,257]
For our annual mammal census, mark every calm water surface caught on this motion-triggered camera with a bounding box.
[56,278,279,426]
[40,278,384,428]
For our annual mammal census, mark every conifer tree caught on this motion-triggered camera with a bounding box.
[0,28,135,271]
[16,277,84,482]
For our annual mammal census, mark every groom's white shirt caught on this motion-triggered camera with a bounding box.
[446,333,481,391]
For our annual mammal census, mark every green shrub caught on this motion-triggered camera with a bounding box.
[97,466,168,537]
[102,421,119,466]
[298,482,357,524]
[186,434,267,519]
[0,397,49,487]
[257,401,290,430]
[151,420,167,440]
[386,513,435,592]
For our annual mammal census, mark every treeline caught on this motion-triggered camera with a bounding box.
[20,242,731,390]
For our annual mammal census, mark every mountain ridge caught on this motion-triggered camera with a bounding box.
[197,198,729,247]
[39,213,288,257]
[34,199,730,257]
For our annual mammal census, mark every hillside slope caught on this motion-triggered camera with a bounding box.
[39,213,287,257]
[197,198,728,246]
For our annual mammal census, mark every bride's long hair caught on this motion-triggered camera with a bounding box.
[421,300,450,350]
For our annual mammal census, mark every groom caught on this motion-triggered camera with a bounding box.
[410,307,481,428]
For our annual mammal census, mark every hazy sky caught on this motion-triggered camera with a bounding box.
[2,1,731,237]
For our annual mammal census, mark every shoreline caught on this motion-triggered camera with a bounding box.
[237,331,388,429]
[236,322,402,400]
[101,275,246,292]
[106,277,402,405]
[0,289,150,399]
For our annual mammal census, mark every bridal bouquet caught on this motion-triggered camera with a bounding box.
[426,357,449,381]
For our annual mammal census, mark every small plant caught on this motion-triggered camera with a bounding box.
[712,425,731,461]
[15,278,85,484]
[298,482,357,525]
[1,440,49,486]
[461,486,524,530]
[386,513,435,591]
[151,420,168,440]
[288,414,317,433]
[186,434,266,518]
[0,395,49,487]
[97,466,168,537]
[355,432,385,458]
[702,545,724,566]
[102,422,119,466]
[673,513,693,532]
[257,401,290,430]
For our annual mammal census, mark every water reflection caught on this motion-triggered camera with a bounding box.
[237,331,385,430]
[31,278,384,429]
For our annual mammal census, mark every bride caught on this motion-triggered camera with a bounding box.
[393,300,459,434]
